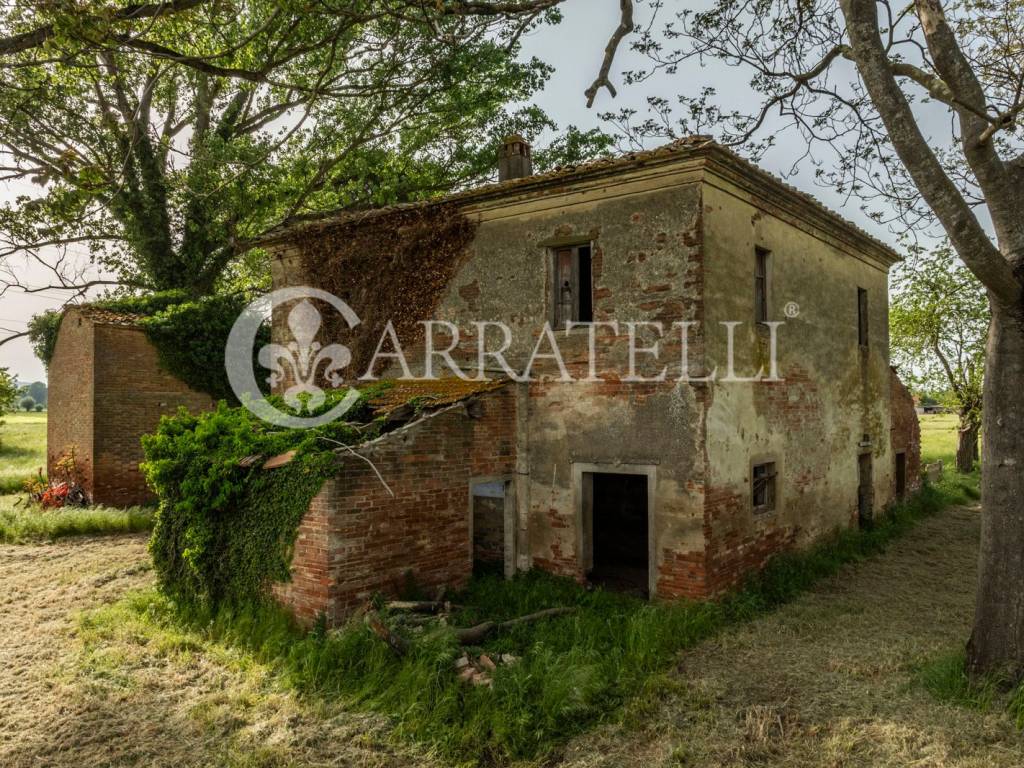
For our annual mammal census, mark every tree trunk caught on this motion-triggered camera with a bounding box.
[967,303,1024,680]
[956,413,981,473]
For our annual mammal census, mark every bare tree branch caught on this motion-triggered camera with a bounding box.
[585,0,634,107]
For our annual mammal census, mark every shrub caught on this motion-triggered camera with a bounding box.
[142,387,389,607]
[19,396,34,412]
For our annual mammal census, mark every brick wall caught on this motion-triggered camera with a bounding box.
[47,312,214,507]
[890,368,922,495]
[47,310,95,493]
[275,386,516,625]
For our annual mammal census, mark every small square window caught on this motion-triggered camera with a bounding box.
[552,245,593,328]
[752,462,777,513]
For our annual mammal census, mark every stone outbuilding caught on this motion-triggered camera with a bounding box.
[47,306,214,506]
[258,136,921,622]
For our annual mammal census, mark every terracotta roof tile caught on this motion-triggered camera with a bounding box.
[366,377,508,415]
[75,306,145,327]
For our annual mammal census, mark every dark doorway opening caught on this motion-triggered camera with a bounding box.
[585,472,649,597]
[895,452,907,500]
[472,480,506,575]
[858,453,874,529]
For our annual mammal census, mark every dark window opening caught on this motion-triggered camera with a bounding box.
[752,461,777,513]
[755,247,770,324]
[553,244,593,328]
[472,480,506,574]
[858,287,869,347]
[858,453,874,529]
[895,452,907,499]
[584,472,649,597]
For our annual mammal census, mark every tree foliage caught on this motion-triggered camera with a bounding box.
[0,0,610,304]
[891,246,989,470]
[0,367,17,416]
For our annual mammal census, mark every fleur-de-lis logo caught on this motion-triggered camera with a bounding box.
[226,286,362,428]
[258,299,351,413]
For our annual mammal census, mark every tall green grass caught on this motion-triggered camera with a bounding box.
[88,481,953,764]
[0,495,153,543]
[915,649,1024,729]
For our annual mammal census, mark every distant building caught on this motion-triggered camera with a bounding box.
[47,307,214,506]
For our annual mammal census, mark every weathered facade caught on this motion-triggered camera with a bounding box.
[264,137,921,620]
[47,307,214,506]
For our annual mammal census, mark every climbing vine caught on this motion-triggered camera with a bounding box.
[292,203,478,377]
[142,386,390,607]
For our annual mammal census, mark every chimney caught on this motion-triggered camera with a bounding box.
[498,135,533,181]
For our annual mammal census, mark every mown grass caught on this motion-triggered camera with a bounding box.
[0,411,46,493]
[0,494,154,543]
[84,480,957,765]
[910,416,1024,726]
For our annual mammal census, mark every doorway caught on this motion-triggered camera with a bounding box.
[895,451,907,500]
[581,471,650,596]
[471,480,508,575]
[858,453,874,528]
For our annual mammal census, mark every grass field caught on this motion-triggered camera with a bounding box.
[0,411,46,493]
[920,412,966,465]
[72,464,972,764]
[1,404,1014,768]
[0,412,153,542]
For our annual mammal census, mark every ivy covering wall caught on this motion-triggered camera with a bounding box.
[143,386,389,607]
[293,203,477,377]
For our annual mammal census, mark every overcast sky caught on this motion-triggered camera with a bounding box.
[0,0,921,382]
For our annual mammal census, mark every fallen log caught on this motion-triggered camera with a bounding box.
[455,606,576,646]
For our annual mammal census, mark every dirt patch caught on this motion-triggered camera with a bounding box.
[556,505,1024,767]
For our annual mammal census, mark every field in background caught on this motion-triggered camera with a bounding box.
[0,411,47,493]
[919,412,964,466]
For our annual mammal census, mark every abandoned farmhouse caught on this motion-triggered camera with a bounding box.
[260,137,921,623]
[46,137,921,624]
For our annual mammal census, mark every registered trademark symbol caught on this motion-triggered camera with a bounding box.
[784,301,800,319]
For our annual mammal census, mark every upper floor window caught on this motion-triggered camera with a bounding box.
[755,247,770,324]
[857,287,869,347]
[552,244,593,328]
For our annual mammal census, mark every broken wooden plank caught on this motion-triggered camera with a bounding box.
[262,450,297,470]
[365,613,408,656]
